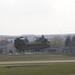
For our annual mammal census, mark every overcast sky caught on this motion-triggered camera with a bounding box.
[0,0,75,35]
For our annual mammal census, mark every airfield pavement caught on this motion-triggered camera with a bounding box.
[0,60,75,64]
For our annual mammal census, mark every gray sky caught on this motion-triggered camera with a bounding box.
[0,0,75,35]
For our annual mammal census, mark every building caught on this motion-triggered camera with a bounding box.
[6,41,16,54]
[0,39,16,55]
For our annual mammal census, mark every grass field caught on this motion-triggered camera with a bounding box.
[0,63,75,75]
[0,54,75,75]
[0,54,75,62]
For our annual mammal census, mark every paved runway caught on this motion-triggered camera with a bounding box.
[0,60,75,64]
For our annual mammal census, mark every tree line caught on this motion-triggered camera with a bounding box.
[49,35,75,48]
[65,35,75,47]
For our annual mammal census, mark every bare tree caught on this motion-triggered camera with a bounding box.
[50,36,65,48]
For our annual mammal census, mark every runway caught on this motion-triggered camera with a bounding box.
[0,60,75,64]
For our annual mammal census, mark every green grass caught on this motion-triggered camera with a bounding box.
[0,54,75,62]
[0,63,75,75]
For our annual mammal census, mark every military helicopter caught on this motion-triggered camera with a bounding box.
[14,35,50,52]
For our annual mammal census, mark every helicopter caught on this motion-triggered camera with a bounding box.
[14,35,50,52]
